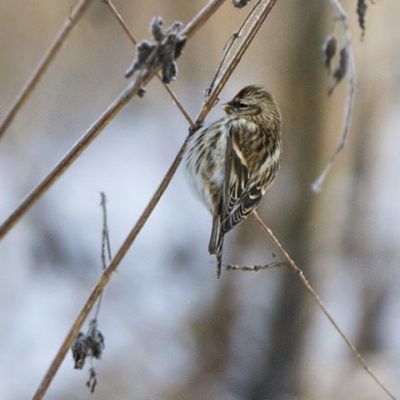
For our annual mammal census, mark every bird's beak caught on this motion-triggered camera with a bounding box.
[222,100,234,113]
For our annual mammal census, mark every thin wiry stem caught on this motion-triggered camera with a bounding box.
[31,2,278,398]
[196,0,278,127]
[252,211,396,400]
[0,0,226,242]
[311,0,356,192]
[103,0,195,128]
[206,0,263,96]
[100,192,112,271]
[0,0,92,140]
[94,192,112,320]
[225,261,284,271]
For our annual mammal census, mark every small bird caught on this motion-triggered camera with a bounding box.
[184,85,282,277]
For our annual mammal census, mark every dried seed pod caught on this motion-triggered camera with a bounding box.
[86,367,98,394]
[232,0,251,8]
[158,30,186,83]
[87,319,105,360]
[71,319,105,370]
[322,34,337,72]
[125,41,156,78]
[151,16,164,42]
[328,46,349,95]
[71,332,89,369]
[125,16,186,84]
[334,47,349,82]
[357,0,367,40]
[174,36,187,59]
[168,21,184,34]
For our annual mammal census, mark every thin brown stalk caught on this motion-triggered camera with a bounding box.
[206,0,263,95]
[99,192,112,271]
[196,0,278,125]
[225,261,284,271]
[104,0,195,128]
[0,0,92,139]
[0,0,226,242]
[32,2,278,398]
[252,211,396,400]
[311,0,356,192]
[94,192,112,320]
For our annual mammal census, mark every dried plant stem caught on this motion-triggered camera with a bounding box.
[99,192,112,271]
[196,0,278,125]
[0,0,226,242]
[312,0,356,192]
[104,0,195,128]
[252,211,396,400]
[206,0,263,95]
[94,192,112,320]
[0,0,92,140]
[225,261,284,271]
[31,2,279,398]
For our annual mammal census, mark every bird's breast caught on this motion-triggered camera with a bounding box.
[184,122,229,214]
[231,118,258,133]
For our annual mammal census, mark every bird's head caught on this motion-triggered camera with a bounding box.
[223,85,280,120]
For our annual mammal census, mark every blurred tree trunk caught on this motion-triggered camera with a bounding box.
[342,95,386,355]
[327,23,397,395]
[340,38,393,357]
[242,1,327,399]
[166,277,235,400]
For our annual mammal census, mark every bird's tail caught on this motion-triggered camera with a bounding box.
[208,217,225,278]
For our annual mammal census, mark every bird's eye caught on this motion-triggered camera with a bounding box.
[238,102,249,109]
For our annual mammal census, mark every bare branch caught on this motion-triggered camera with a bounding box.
[252,211,396,400]
[0,0,92,140]
[197,0,278,126]
[31,2,279,398]
[94,191,112,320]
[225,261,284,271]
[99,192,112,271]
[206,0,263,96]
[0,0,226,242]
[311,0,356,192]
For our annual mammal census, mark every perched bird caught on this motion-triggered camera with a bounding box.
[184,85,282,277]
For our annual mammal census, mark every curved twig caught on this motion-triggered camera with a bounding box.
[252,211,396,400]
[206,0,263,96]
[311,0,356,192]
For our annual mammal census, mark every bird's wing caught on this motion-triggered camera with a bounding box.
[221,124,263,235]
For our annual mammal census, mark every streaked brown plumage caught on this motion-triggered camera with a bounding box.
[184,85,282,276]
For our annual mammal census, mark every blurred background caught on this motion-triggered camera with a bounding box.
[0,1,399,399]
